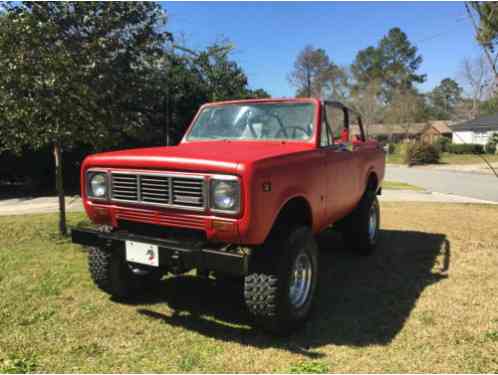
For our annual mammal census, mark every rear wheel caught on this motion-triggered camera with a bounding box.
[244,226,318,335]
[339,191,380,256]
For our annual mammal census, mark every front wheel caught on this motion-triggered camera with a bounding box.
[244,226,319,335]
[88,246,163,299]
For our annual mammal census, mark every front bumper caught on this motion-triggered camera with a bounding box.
[71,228,250,276]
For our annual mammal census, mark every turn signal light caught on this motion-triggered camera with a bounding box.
[212,220,236,232]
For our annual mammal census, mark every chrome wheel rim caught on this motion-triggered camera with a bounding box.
[368,203,378,243]
[289,251,313,309]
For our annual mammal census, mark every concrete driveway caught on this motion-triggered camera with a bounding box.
[0,196,84,216]
[386,165,498,203]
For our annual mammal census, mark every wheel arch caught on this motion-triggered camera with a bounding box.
[366,170,379,193]
[265,195,313,242]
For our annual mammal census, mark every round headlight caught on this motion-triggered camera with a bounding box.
[90,173,107,198]
[213,180,239,210]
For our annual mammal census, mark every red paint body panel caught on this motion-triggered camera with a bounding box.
[81,98,385,245]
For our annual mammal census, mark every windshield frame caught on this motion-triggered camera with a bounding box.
[182,98,320,144]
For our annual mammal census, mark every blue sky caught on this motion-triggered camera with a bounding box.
[163,1,481,97]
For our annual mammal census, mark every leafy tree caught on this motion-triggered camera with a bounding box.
[384,89,426,139]
[352,27,426,102]
[164,42,270,142]
[480,96,498,116]
[465,2,498,86]
[430,78,463,119]
[0,2,169,235]
[288,45,347,99]
[128,50,207,146]
[468,2,498,49]
[459,55,493,119]
[243,88,271,99]
[177,43,270,99]
[185,43,251,102]
[351,46,385,91]
[128,40,269,147]
[349,80,383,135]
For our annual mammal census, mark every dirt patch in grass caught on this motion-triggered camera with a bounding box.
[1,205,498,372]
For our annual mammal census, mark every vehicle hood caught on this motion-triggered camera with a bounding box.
[83,141,315,174]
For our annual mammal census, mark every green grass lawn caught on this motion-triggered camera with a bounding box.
[385,152,404,164]
[382,180,424,191]
[439,153,498,165]
[1,205,498,372]
[386,152,498,165]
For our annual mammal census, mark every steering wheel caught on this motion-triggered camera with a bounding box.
[276,126,309,140]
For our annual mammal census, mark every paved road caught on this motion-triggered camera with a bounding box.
[386,165,498,202]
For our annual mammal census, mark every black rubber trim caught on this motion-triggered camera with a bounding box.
[71,227,249,276]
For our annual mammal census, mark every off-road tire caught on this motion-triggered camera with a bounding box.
[87,227,162,299]
[244,226,318,335]
[88,246,114,294]
[244,273,278,317]
[339,191,380,256]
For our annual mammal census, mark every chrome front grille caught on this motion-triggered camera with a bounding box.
[141,175,170,204]
[111,173,138,201]
[172,177,204,207]
[110,172,205,211]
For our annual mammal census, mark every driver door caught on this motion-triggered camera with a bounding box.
[320,103,360,224]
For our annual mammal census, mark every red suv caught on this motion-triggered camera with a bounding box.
[71,98,385,334]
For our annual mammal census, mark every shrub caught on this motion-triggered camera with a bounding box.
[485,141,497,154]
[398,143,409,157]
[447,143,484,154]
[375,134,389,143]
[435,137,451,152]
[404,143,441,166]
[485,132,498,154]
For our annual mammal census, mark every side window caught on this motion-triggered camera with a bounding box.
[325,105,347,142]
[320,108,332,147]
[320,116,331,147]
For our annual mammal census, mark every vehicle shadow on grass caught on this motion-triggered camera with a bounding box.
[130,229,450,357]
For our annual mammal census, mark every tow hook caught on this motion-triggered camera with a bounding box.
[169,251,185,275]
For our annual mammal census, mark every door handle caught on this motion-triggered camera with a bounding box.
[332,144,352,152]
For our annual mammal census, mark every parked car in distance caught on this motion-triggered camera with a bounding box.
[71,98,385,334]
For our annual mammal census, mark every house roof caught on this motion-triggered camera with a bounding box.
[351,121,453,137]
[451,113,498,131]
[430,121,452,134]
[366,123,429,136]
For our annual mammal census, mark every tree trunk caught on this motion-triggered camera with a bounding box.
[167,92,173,146]
[165,78,171,146]
[306,69,312,97]
[53,143,67,236]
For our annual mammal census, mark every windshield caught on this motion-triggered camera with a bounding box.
[187,102,316,141]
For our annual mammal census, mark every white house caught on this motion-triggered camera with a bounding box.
[451,114,498,145]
